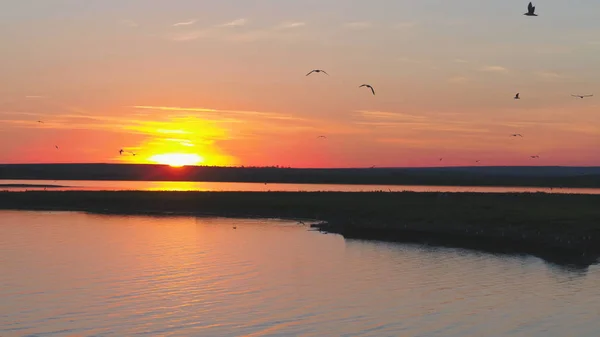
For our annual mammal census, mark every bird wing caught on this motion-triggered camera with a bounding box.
[306,70,315,76]
[572,95,580,97]
[584,95,594,97]
[528,2,534,12]
[370,86,375,95]
[321,70,329,75]
[359,84,366,87]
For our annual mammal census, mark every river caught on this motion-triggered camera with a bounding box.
[2,179,600,194]
[1,211,598,336]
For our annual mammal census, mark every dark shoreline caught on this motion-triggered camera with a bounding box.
[2,164,600,188]
[0,184,66,188]
[1,191,599,268]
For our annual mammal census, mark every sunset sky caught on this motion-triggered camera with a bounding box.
[1,0,600,167]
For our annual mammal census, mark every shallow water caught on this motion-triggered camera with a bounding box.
[1,211,599,336]
[2,179,600,194]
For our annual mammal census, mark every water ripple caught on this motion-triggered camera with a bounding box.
[1,211,599,336]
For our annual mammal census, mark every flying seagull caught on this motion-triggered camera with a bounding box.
[514,93,520,99]
[359,84,375,95]
[511,134,523,137]
[317,135,327,139]
[306,69,328,76]
[37,120,44,123]
[119,149,124,155]
[439,158,443,161]
[475,160,481,163]
[530,155,540,159]
[524,2,537,16]
[572,94,593,99]
[55,145,59,150]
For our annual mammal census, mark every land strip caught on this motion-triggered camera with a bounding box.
[1,191,599,267]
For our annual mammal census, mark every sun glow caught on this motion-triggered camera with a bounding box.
[149,153,204,167]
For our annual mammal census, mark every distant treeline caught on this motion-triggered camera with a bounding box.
[1,164,600,188]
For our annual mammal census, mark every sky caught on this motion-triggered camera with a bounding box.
[1,0,600,168]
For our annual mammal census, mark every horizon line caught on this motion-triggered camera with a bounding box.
[1,163,599,169]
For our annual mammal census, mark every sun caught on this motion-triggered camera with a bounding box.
[149,153,204,167]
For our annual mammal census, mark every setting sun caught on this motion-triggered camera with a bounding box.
[149,153,204,167]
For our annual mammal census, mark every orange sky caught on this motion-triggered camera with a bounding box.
[1,1,600,167]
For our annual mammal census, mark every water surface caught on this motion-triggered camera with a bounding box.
[1,211,599,336]
[2,179,599,194]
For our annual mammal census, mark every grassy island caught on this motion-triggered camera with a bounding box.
[1,190,599,267]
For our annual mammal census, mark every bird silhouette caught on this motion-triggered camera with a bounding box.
[511,134,523,137]
[119,149,124,155]
[37,120,44,123]
[530,155,540,159]
[359,84,375,95]
[572,94,593,99]
[306,69,328,76]
[514,93,520,99]
[55,145,59,150]
[317,135,327,139]
[439,158,443,161]
[524,2,537,16]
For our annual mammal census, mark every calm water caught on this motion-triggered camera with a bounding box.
[1,211,599,336]
[2,179,600,194]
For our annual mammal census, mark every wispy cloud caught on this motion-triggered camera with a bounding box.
[535,71,564,80]
[352,110,429,128]
[375,137,434,146]
[130,105,368,139]
[355,109,491,134]
[276,21,306,30]
[169,18,249,42]
[479,65,508,73]
[218,18,247,28]
[133,106,216,113]
[170,30,211,42]
[356,110,428,121]
[173,19,197,27]
[0,111,45,119]
[169,18,310,43]
[131,105,305,121]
